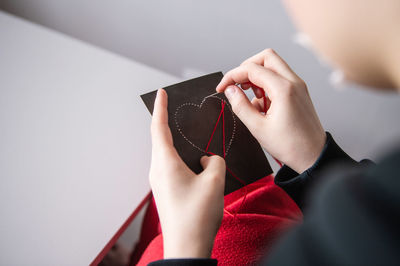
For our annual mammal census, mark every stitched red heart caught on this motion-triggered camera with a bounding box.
[174,96,236,157]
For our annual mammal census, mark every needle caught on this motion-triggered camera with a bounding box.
[205,92,219,98]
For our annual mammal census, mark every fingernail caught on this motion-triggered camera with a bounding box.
[225,86,236,99]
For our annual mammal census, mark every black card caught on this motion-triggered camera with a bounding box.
[141,72,272,195]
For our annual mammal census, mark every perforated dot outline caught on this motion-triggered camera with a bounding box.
[174,95,236,156]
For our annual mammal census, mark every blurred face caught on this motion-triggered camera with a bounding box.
[282,0,400,89]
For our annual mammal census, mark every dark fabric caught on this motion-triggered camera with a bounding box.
[265,147,400,266]
[148,258,217,266]
[148,133,400,266]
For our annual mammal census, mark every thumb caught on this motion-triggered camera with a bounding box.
[224,85,264,133]
[200,155,226,178]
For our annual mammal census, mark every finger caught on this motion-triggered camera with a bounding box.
[241,48,299,82]
[251,96,271,113]
[242,81,263,90]
[252,87,264,98]
[239,83,263,99]
[238,83,262,99]
[240,83,251,90]
[200,155,226,178]
[217,63,288,100]
[251,97,263,112]
[151,89,174,151]
[224,85,264,133]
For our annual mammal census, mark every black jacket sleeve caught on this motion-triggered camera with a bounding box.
[274,132,373,210]
[148,258,217,266]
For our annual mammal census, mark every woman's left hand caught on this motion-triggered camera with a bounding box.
[149,89,226,259]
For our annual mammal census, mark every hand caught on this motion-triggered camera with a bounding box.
[216,49,326,173]
[149,89,226,258]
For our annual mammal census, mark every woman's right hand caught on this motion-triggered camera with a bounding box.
[216,49,326,173]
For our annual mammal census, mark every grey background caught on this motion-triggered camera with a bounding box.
[1,0,400,254]
[1,0,399,162]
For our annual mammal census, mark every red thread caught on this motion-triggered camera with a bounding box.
[205,99,247,218]
[226,167,248,218]
[274,158,283,168]
[204,96,282,218]
[222,100,226,158]
[261,90,268,114]
[205,101,225,153]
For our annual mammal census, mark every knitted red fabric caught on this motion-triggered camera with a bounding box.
[133,175,302,266]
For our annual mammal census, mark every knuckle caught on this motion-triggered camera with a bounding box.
[240,61,251,68]
[247,64,262,78]
[297,79,307,89]
[281,79,293,89]
[241,58,257,67]
[263,48,276,56]
[280,80,296,97]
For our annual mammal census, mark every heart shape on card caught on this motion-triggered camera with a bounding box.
[174,96,236,156]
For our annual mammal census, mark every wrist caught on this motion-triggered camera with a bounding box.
[289,132,327,173]
[163,230,214,259]
[164,238,213,259]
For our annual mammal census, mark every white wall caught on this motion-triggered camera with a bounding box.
[2,0,400,161]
